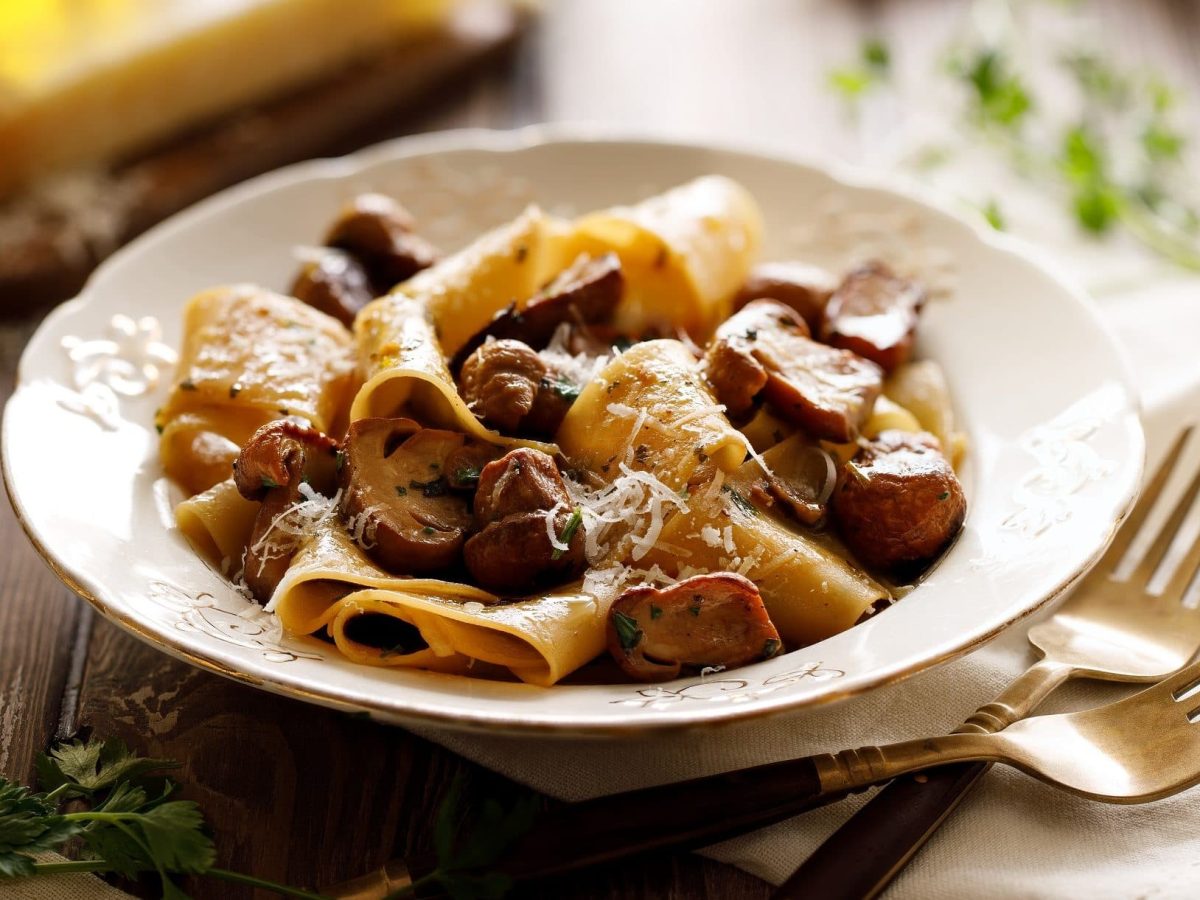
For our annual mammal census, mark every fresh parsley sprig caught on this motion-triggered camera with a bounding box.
[1,737,328,899]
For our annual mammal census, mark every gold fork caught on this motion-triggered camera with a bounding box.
[783,425,1200,899]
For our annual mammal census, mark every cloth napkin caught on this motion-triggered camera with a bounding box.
[408,152,1200,897]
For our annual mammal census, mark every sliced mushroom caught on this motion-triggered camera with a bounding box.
[459,338,581,438]
[232,421,340,603]
[338,418,474,574]
[606,573,783,682]
[705,299,882,442]
[734,261,838,333]
[830,429,966,575]
[821,261,926,373]
[450,252,623,371]
[289,249,375,327]
[464,448,586,593]
[325,193,438,289]
[754,437,837,526]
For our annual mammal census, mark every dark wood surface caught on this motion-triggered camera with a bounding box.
[3,2,1198,898]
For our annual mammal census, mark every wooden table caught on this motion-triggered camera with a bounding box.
[3,2,1198,897]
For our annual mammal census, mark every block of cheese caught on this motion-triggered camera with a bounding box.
[0,0,451,198]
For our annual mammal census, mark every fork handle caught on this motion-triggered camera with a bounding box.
[773,658,1074,900]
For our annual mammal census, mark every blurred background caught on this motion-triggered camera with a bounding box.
[3,0,1197,313]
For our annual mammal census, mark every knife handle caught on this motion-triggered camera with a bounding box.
[772,761,991,900]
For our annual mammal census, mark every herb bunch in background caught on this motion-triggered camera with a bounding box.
[1,735,538,900]
[828,0,1200,272]
[0,737,325,899]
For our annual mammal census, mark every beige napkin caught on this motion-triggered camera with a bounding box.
[410,160,1200,896]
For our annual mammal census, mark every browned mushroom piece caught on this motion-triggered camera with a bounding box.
[289,249,375,327]
[459,338,581,438]
[606,573,783,682]
[233,420,340,501]
[759,440,837,526]
[830,429,966,575]
[232,421,341,603]
[734,261,839,333]
[338,417,474,574]
[450,252,624,371]
[325,193,438,289]
[821,261,926,373]
[705,298,883,442]
[464,448,586,593]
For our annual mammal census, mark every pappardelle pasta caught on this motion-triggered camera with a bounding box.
[164,178,967,686]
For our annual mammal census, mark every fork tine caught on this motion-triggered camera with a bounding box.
[1128,462,1200,588]
[1097,426,1194,573]
[1159,491,1200,605]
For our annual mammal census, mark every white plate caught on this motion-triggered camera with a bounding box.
[2,127,1143,736]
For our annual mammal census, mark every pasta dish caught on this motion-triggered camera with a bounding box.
[159,177,966,686]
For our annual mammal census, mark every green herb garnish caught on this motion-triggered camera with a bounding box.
[395,485,408,496]
[409,477,447,498]
[762,638,782,659]
[453,466,482,488]
[551,507,583,560]
[260,475,281,490]
[611,611,643,651]
[649,604,663,620]
[721,485,758,517]
[0,736,325,899]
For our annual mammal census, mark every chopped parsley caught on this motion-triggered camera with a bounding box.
[422,525,436,535]
[335,449,347,473]
[649,604,663,620]
[453,465,481,488]
[722,485,758,517]
[409,476,447,498]
[689,595,703,617]
[762,638,782,659]
[546,377,581,402]
[260,475,281,490]
[611,611,643,651]
[551,507,584,560]
[395,485,408,496]
[938,490,951,501]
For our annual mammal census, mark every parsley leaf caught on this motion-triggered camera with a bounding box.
[36,739,176,795]
[0,780,80,878]
[611,611,643,651]
[551,507,583,560]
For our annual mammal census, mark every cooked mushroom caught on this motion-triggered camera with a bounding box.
[821,261,926,373]
[464,448,586,593]
[338,417,474,574]
[606,573,782,682]
[325,193,438,289]
[830,429,966,574]
[450,252,623,371]
[289,249,375,327]
[754,437,837,526]
[232,420,340,603]
[734,261,838,333]
[705,298,883,442]
[459,338,581,438]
